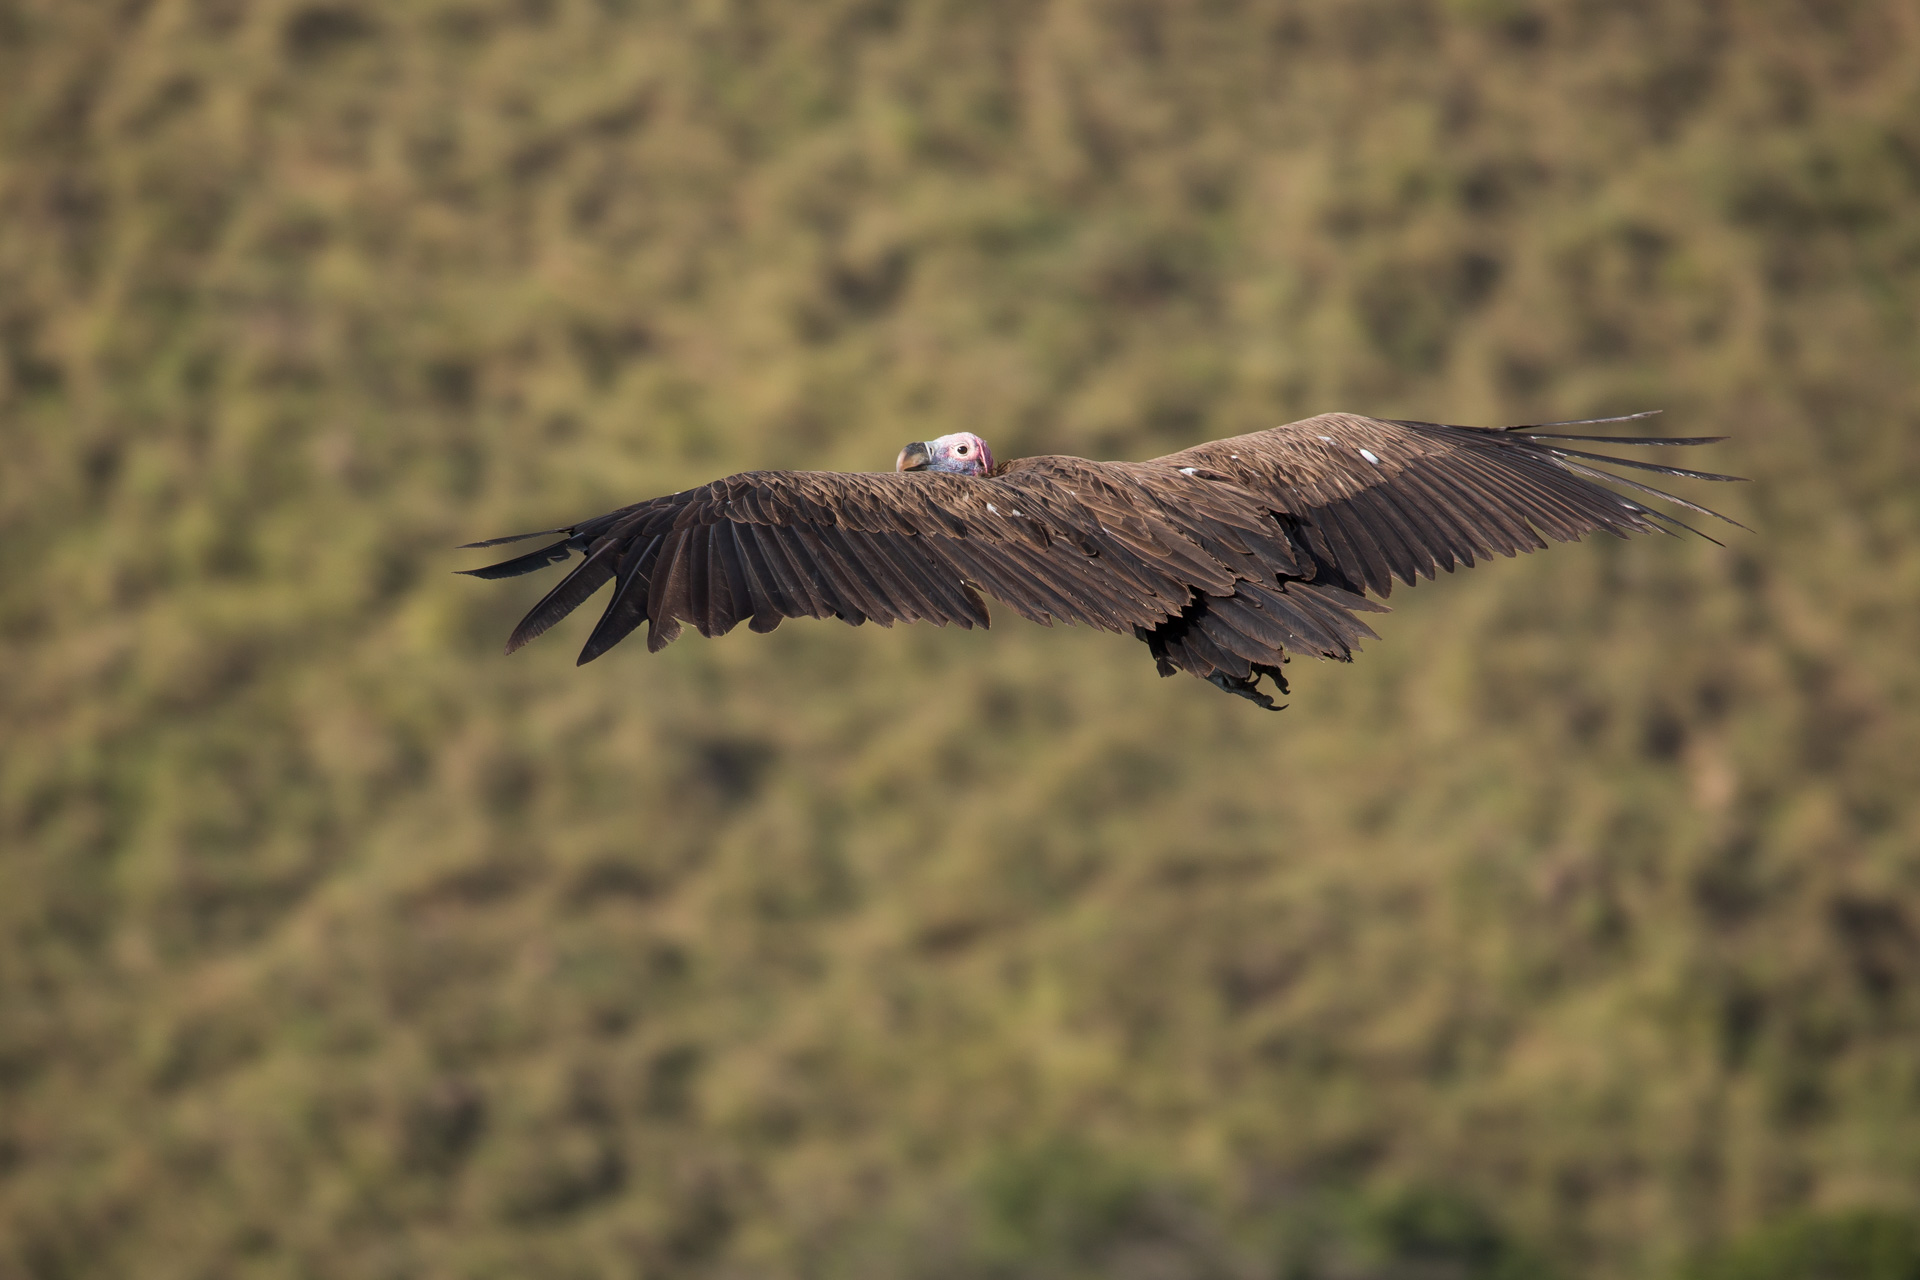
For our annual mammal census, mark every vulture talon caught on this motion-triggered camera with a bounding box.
[1206,671,1286,711]
[464,415,1741,708]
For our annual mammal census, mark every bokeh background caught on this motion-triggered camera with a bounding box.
[4,1,1919,1277]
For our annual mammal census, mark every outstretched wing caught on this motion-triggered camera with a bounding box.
[1150,410,1743,599]
[459,458,1315,664]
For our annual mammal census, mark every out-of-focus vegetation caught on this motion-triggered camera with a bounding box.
[3,0,1918,1276]
[1680,1211,1920,1280]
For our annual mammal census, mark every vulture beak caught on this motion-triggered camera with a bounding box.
[895,441,932,472]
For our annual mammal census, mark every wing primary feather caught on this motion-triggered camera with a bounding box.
[1515,433,1728,446]
[1375,480,1465,573]
[577,533,664,664]
[647,614,682,652]
[908,540,993,627]
[645,535,693,642]
[457,537,577,579]
[825,526,915,624]
[824,525,909,624]
[1619,503,1727,546]
[937,541,1060,626]
[709,523,753,635]
[1437,457,1555,549]
[1472,457,1596,542]
[993,540,1146,630]
[1504,410,1663,430]
[1329,500,1396,595]
[1381,410,1658,433]
[1316,502,1394,596]
[749,524,827,617]
[1065,525,1189,601]
[1529,445,1748,485]
[1001,539,1137,623]
[684,524,715,635]
[1301,507,1365,587]
[1553,459,1750,529]
[1498,451,1664,535]
[505,537,622,654]
[863,534,966,625]
[792,525,887,624]
[1389,470,1487,567]
[776,525,847,619]
[1344,488,1426,588]
[951,541,1070,625]
[1460,454,1590,539]
[727,523,787,633]
[457,526,572,550]
[1367,482,1455,578]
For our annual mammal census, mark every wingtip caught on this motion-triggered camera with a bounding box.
[456,526,571,550]
[1511,409,1663,431]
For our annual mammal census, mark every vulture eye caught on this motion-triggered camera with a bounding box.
[956,444,971,455]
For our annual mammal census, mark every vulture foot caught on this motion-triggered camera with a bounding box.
[1206,666,1289,711]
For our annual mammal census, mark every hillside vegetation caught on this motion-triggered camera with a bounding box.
[3,1,1919,1277]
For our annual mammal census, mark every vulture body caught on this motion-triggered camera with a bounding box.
[461,412,1740,708]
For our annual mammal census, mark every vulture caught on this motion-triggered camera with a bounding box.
[460,411,1740,709]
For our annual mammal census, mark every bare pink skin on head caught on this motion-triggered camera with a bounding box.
[894,431,994,477]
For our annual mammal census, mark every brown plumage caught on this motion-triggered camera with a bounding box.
[459,411,1742,708]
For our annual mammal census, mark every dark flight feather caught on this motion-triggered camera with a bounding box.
[577,532,663,664]
[457,537,579,579]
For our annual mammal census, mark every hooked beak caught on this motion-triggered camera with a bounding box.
[895,441,931,472]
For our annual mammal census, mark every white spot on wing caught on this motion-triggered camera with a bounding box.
[1318,435,1334,443]
[1359,448,1381,465]
[987,503,999,515]
[1179,466,1199,475]
[1229,454,1240,460]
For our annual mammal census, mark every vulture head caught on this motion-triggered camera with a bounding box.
[896,432,995,477]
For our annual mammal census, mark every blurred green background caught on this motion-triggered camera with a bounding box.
[4,1,1919,1276]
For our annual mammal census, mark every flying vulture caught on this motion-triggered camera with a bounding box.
[460,412,1740,709]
